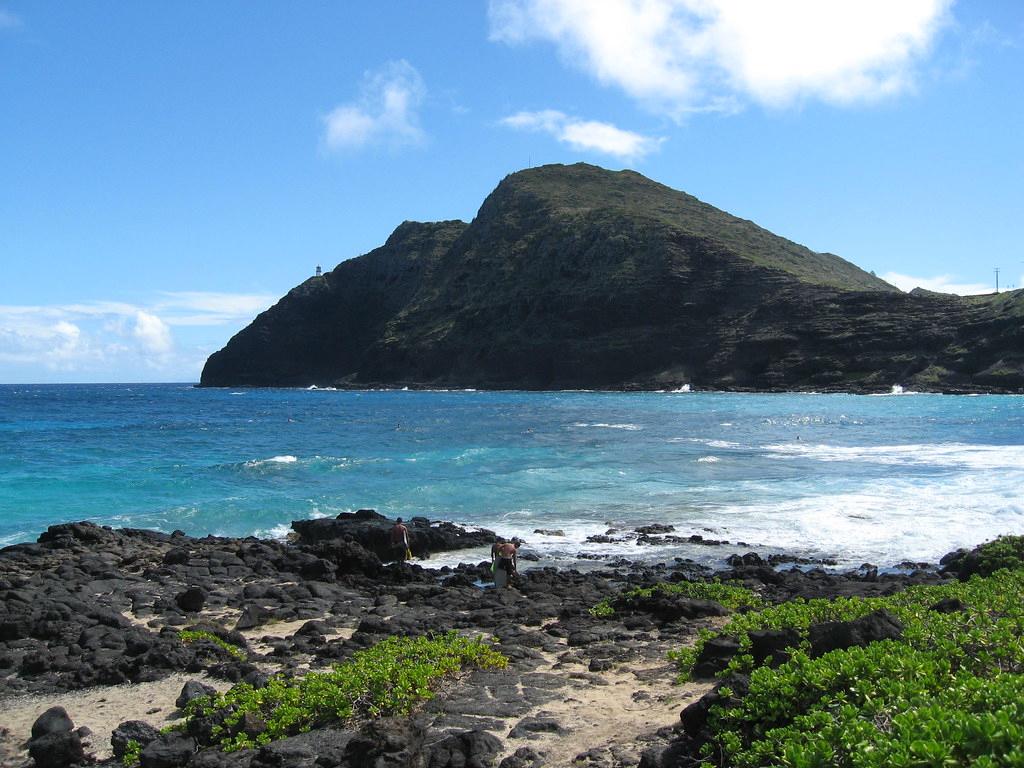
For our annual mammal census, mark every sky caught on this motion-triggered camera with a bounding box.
[1,1,1022,383]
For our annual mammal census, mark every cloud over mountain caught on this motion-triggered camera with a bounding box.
[490,0,953,117]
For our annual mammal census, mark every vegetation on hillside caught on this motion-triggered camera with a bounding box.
[501,164,896,292]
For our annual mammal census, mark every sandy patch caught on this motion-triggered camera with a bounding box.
[0,673,230,766]
[500,657,709,766]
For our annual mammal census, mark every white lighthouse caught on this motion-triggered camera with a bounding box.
[315,265,322,278]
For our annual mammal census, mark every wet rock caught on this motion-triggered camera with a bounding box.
[635,524,675,535]
[725,552,764,567]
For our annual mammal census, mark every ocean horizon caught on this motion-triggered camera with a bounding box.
[2,383,1021,570]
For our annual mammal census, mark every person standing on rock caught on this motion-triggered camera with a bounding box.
[491,538,519,588]
[390,518,411,562]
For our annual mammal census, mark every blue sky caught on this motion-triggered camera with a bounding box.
[1,1,1022,383]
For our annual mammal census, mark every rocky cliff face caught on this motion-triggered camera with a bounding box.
[201,164,1024,393]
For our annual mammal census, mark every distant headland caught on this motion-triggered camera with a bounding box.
[200,163,1024,393]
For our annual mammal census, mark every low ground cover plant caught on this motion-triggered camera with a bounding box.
[178,629,247,661]
[183,631,506,751]
[674,558,1024,767]
[957,534,1024,578]
[590,579,762,618]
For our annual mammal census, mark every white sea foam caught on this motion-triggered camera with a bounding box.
[706,440,739,449]
[697,456,720,463]
[254,523,292,540]
[244,454,298,468]
[692,476,1024,568]
[571,422,642,430]
[764,442,1024,470]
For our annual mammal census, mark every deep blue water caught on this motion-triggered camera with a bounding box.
[1,384,1022,568]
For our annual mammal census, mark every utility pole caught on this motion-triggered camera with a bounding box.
[995,267,1000,293]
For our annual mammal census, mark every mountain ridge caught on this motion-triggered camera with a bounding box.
[201,164,1024,393]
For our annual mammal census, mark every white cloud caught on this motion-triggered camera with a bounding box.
[489,0,953,118]
[500,109,663,160]
[155,291,276,326]
[880,271,994,295]
[132,311,173,356]
[0,291,276,380]
[323,60,427,150]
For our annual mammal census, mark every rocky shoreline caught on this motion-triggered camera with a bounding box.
[0,512,976,768]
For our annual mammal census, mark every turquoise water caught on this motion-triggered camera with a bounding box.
[1,384,1022,568]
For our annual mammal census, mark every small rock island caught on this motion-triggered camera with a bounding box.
[200,163,1023,393]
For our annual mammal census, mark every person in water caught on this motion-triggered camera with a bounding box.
[491,537,520,588]
[390,518,411,562]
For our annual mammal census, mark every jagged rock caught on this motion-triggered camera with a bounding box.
[27,731,84,768]
[691,636,740,679]
[426,729,504,768]
[234,604,272,631]
[748,628,800,666]
[635,525,675,535]
[500,746,546,768]
[680,675,749,737]
[809,609,904,657]
[625,594,729,622]
[112,720,162,760]
[508,718,568,738]
[290,509,495,560]
[343,717,428,767]
[31,706,74,739]
[175,587,207,613]
[725,552,764,567]
[247,729,354,768]
[139,733,197,768]
[929,597,966,614]
[176,679,217,708]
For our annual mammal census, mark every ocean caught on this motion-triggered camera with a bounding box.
[1,384,1021,570]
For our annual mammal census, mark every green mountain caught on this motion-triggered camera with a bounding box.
[201,164,1024,392]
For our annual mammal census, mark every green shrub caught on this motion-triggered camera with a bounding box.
[178,629,247,661]
[676,568,1024,766]
[121,739,141,768]
[971,535,1024,577]
[590,579,762,618]
[184,631,506,751]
